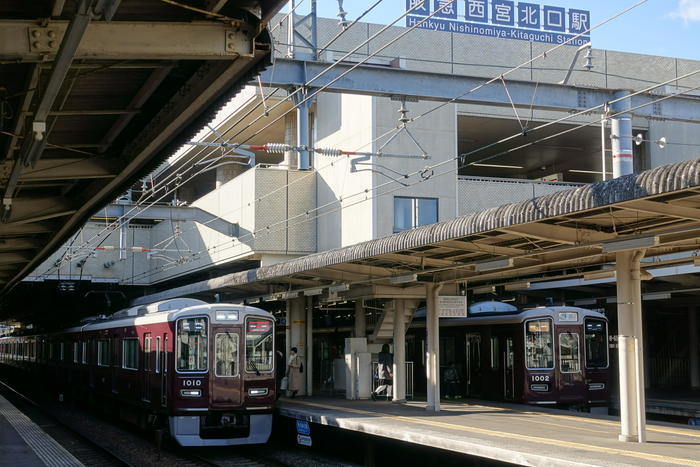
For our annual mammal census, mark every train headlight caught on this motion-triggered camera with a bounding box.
[588,383,605,391]
[181,389,202,397]
[530,384,549,392]
[248,388,268,396]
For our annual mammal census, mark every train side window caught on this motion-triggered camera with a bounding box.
[82,342,87,364]
[98,339,110,366]
[155,337,161,373]
[60,342,65,361]
[559,332,581,373]
[73,342,79,363]
[122,338,139,370]
[525,319,554,369]
[144,335,152,371]
[215,333,239,377]
[584,319,609,369]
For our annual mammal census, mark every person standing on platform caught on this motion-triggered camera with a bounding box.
[286,347,302,398]
[372,344,393,401]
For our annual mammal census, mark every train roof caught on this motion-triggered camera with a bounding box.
[414,301,606,327]
[62,299,272,333]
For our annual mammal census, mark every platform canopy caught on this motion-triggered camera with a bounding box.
[133,158,700,305]
[0,0,286,296]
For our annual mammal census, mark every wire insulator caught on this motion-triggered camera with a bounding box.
[314,147,343,156]
[264,143,292,153]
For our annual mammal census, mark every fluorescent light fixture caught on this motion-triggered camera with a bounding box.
[602,236,658,253]
[568,169,613,175]
[504,281,530,291]
[329,283,350,293]
[642,292,671,301]
[471,163,524,169]
[472,285,496,295]
[390,273,417,284]
[583,270,616,281]
[475,258,513,272]
[303,288,324,296]
[573,298,597,306]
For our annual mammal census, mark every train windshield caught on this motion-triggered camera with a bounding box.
[177,317,208,372]
[559,332,581,373]
[245,318,274,373]
[584,319,609,368]
[525,319,554,369]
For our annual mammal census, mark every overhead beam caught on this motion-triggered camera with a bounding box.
[0,20,256,60]
[0,222,55,236]
[0,239,43,252]
[0,253,33,265]
[378,253,459,268]
[16,157,120,182]
[619,200,700,222]
[436,239,525,256]
[501,223,613,245]
[260,59,700,124]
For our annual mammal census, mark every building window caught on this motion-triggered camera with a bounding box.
[394,197,438,232]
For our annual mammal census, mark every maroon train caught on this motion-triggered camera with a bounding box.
[0,298,276,446]
[411,302,610,410]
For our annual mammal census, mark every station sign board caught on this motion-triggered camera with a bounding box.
[406,0,590,46]
[438,295,468,318]
[296,419,311,435]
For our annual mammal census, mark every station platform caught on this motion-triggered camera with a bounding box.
[0,394,83,467]
[277,397,700,466]
[611,391,700,419]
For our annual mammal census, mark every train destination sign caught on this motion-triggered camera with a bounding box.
[406,0,591,46]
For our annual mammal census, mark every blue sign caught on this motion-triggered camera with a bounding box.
[296,419,311,435]
[406,0,590,46]
[297,434,313,446]
[690,418,700,426]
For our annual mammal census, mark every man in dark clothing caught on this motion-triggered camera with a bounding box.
[371,344,393,401]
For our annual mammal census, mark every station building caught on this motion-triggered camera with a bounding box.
[16,9,700,408]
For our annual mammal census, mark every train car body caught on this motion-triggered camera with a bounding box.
[0,298,275,446]
[410,302,610,410]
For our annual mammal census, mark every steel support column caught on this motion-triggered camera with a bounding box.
[611,90,633,178]
[296,90,311,170]
[615,249,646,443]
[393,299,406,403]
[426,284,443,411]
[306,296,313,396]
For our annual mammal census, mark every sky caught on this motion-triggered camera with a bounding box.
[285,0,700,61]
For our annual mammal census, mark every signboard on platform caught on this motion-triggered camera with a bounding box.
[406,0,590,46]
[296,419,311,435]
[438,296,468,317]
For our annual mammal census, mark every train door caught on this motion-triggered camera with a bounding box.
[210,326,242,407]
[556,327,585,402]
[143,333,151,402]
[465,333,482,397]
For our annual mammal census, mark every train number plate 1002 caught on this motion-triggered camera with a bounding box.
[530,374,551,382]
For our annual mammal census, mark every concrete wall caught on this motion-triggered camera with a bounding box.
[372,97,458,237]
[315,92,376,250]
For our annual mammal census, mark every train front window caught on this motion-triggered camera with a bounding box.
[215,333,239,377]
[245,318,273,373]
[525,319,554,369]
[559,332,581,373]
[177,317,208,372]
[585,319,609,368]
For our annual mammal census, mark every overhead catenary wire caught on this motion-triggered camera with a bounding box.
[121,77,700,283]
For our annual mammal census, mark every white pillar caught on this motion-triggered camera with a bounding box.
[354,300,366,338]
[616,250,646,442]
[689,307,700,390]
[611,90,633,178]
[426,284,443,411]
[288,297,307,395]
[393,300,406,403]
